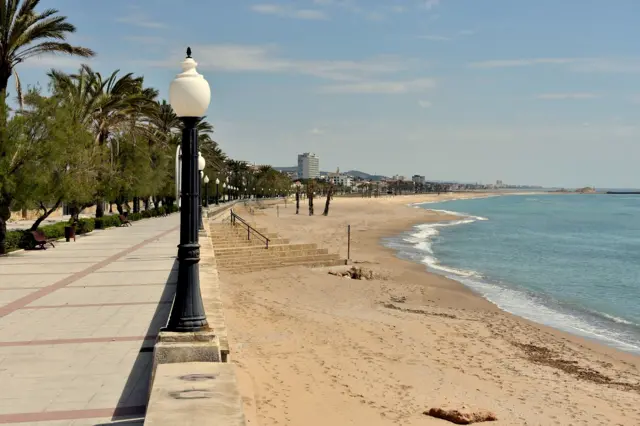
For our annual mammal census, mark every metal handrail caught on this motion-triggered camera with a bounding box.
[230,209,270,249]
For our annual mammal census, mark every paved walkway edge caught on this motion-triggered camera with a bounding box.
[144,202,247,425]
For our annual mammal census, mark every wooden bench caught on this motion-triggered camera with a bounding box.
[31,230,56,250]
[119,215,132,227]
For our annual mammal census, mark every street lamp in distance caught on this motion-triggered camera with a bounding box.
[165,47,210,333]
[203,175,210,207]
[198,152,205,230]
[215,178,220,205]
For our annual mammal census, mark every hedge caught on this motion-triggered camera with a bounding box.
[6,204,179,253]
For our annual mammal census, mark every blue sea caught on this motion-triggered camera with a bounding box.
[384,194,640,354]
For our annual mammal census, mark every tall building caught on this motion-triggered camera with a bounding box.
[297,152,320,179]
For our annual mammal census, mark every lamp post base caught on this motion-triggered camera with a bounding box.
[166,243,208,332]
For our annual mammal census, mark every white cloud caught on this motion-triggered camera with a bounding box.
[251,4,328,20]
[21,55,94,70]
[469,58,577,69]
[470,57,640,73]
[116,14,165,28]
[458,29,476,36]
[419,35,451,41]
[123,35,165,45]
[150,44,420,84]
[534,93,599,100]
[319,78,436,94]
[418,100,433,108]
[423,0,441,10]
[310,127,325,135]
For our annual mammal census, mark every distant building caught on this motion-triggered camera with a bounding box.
[329,174,353,187]
[412,175,426,184]
[297,153,320,179]
[280,171,297,180]
[392,175,406,181]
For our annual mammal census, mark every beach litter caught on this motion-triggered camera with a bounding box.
[329,266,375,280]
[424,406,497,424]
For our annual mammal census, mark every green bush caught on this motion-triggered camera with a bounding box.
[95,215,121,229]
[76,218,95,234]
[5,230,26,252]
[5,204,178,252]
[41,222,66,239]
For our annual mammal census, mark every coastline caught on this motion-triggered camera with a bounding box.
[219,193,640,425]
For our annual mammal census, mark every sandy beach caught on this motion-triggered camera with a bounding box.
[217,193,640,425]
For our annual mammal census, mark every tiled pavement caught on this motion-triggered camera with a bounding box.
[0,215,180,425]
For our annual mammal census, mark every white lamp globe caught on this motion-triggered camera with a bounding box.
[223,183,226,188]
[215,178,220,185]
[198,151,205,171]
[204,175,209,184]
[169,47,211,118]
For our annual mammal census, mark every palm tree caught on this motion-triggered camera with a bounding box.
[0,0,95,106]
[49,65,155,216]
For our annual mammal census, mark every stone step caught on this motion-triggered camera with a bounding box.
[211,236,281,243]
[221,259,346,274]
[217,253,340,267]
[211,236,287,244]
[214,248,329,261]
[212,241,290,250]
[218,253,341,268]
[213,243,318,255]
[210,229,278,239]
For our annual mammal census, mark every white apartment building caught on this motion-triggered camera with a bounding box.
[297,152,320,179]
[328,173,353,188]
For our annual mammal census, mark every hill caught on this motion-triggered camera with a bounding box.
[345,170,388,181]
[275,167,387,181]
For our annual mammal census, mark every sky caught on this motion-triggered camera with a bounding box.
[15,0,640,188]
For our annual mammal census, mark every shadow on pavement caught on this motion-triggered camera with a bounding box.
[110,259,178,422]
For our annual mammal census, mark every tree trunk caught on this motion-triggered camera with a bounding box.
[296,190,300,214]
[309,192,314,216]
[96,200,105,218]
[133,197,140,213]
[0,71,12,255]
[30,198,63,231]
[143,198,149,211]
[0,192,11,255]
[323,185,334,216]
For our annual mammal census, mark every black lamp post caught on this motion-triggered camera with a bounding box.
[215,178,220,205]
[198,157,205,231]
[204,175,210,207]
[165,47,209,333]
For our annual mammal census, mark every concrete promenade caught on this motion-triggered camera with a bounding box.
[0,215,180,425]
